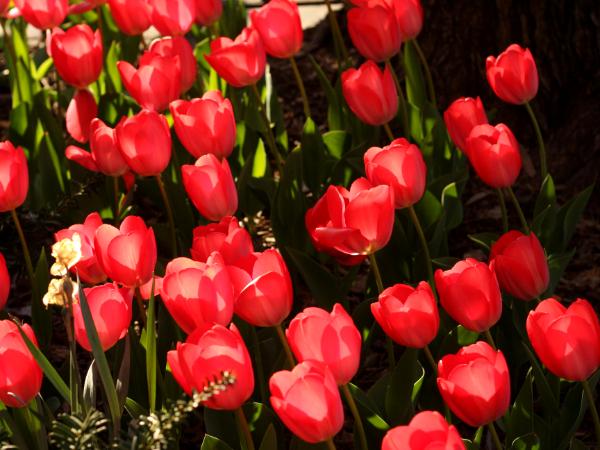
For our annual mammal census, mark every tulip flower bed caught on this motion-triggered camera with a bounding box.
[0,0,599,449]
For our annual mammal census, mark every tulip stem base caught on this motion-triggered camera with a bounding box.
[524,102,548,180]
[488,422,503,450]
[289,57,311,119]
[385,59,409,137]
[506,187,531,234]
[250,84,284,175]
[497,188,509,233]
[155,175,177,258]
[235,407,256,450]
[10,209,35,285]
[274,324,295,369]
[341,384,369,450]
[582,380,600,446]
[484,329,497,351]
[411,40,437,109]
[407,206,435,288]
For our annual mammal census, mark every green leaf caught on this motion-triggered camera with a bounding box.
[441,182,463,230]
[534,174,556,219]
[300,117,327,196]
[457,326,479,346]
[105,41,122,92]
[146,278,157,412]
[521,343,559,412]
[468,232,499,252]
[385,349,424,425]
[124,397,146,419]
[201,435,235,450]
[258,424,277,450]
[549,183,594,253]
[31,249,52,348]
[404,41,427,109]
[545,249,576,296]
[308,55,346,130]
[346,383,390,431]
[511,433,540,450]
[507,370,534,444]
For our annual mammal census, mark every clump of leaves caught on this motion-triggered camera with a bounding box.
[49,408,109,449]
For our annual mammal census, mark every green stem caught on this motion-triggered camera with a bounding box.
[484,329,497,350]
[341,384,368,450]
[488,421,503,450]
[423,345,438,374]
[411,40,437,109]
[368,253,384,293]
[155,175,177,257]
[10,209,34,284]
[497,188,508,233]
[506,187,530,234]
[383,122,395,141]
[582,379,600,446]
[325,438,337,450]
[289,57,311,118]
[323,0,349,68]
[134,288,147,327]
[407,206,434,286]
[62,290,81,414]
[235,407,256,450]
[274,324,295,369]
[524,102,547,180]
[385,59,409,136]
[250,84,284,174]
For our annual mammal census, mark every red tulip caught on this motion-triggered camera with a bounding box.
[364,138,426,209]
[0,141,28,212]
[13,0,68,29]
[466,123,521,188]
[443,97,488,153]
[150,0,195,36]
[250,0,303,59]
[195,0,222,26]
[270,361,344,444]
[372,281,438,348]
[170,91,237,159]
[55,212,107,285]
[0,321,43,407]
[116,110,172,177]
[228,249,293,327]
[73,283,133,351]
[190,216,253,266]
[205,27,266,88]
[342,61,398,126]
[286,304,361,385]
[108,0,152,35]
[382,411,465,450]
[305,178,395,265]
[94,215,157,287]
[486,44,539,105]
[181,154,238,221]
[167,323,254,410]
[161,253,234,334]
[385,0,424,41]
[50,24,103,88]
[527,298,600,381]
[435,258,502,332]
[347,2,401,62]
[148,36,197,93]
[0,252,9,310]
[66,119,129,177]
[490,231,549,301]
[117,52,181,112]
[66,89,98,144]
[0,0,9,15]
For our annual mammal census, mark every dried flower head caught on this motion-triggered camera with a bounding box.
[50,233,82,277]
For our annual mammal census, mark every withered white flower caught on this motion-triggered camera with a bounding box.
[50,233,82,277]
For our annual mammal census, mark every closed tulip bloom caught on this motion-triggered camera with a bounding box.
[170,91,237,159]
[342,61,398,126]
[161,253,234,334]
[270,361,344,444]
[372,281,438,348]
[0,141,28,212]
[364,138,426,209]
[0,0,9,15]
[0,253,9,310]
[66,89,98,144]
[195,0,222,26]
[117,52,181,112]
[205,27,266,88]
[435,258,502,332]
[486,44,539,105]
[490,231,549,301]
[443,97,488,153]
[182,154,238,221]
[385,0,424,41]
[66,119,129,177]
[73,283,133,351]
[150,0,195,36]
[466,123,521,188]
[347,3,401,62]
[50,25,103,88]
[527,298,600,381]
[305,178,395,265]
[149,36,196,93]
[55,212,107,284]
[286,304,361,385]
[190,216,253,265]
[228,249,293,327]
[250,0,303,59]
[382,411,465,450]
[108,0,152,35]
[167,323,254,410]
[94,216,157,287]
[14,0,68,29]
[0,321,43,407]
[116,110,172,177]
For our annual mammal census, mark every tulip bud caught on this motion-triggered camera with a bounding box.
[167,323,255,410]
[382,411,465,450]
[149,36,196,94]
[527,298,600,381]
[150,0,195,36]
[195,0,222,26]
[372,281,439,348]
[347,2,401,62]
[94,216,157,287]
[116,110,172,177]
[250,0,303,59]
[0,141,29,212]
[0,321,43,407]
[364,138,427,209]
[0,252,9,310]
[66,89,98,144]
[443,97,488,153]
[14,0,68,29]
[385,0,424,41]
[342,61,398,126]
[190,216,253,265]
[108,0,152,36]
[466,123,522,188]
[486,44,539,105]
[270,361,344,444]
[205,27,266,88]
[170,91,237,159]
[490,230,549,301]
[182,154,238,221]
[73,283,133,351]
[228,249,293,327]
[286,304,361,385]
[435,258,502,332]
